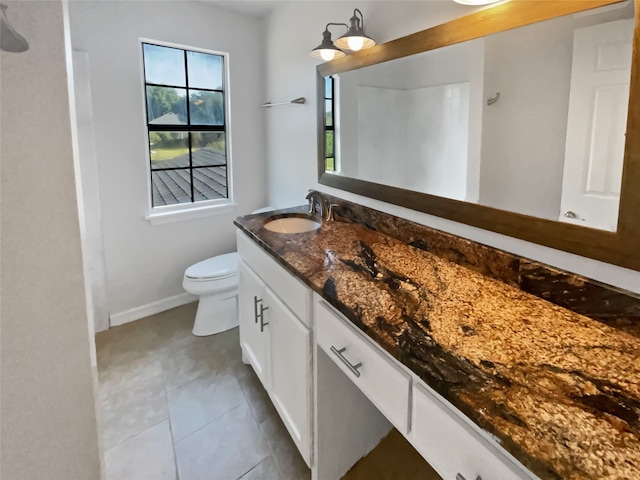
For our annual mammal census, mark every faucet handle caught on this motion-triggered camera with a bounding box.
[327,204,340,221]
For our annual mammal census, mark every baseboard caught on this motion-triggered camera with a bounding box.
[109,292,197,327]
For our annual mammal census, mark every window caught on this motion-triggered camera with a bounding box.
[324,76,335,172]
[142,42,229,208]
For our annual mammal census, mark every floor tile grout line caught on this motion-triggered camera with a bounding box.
[162,384,181,480]
[235,456,268,480]
[164,361,236,394]
[235,372,265,426]
[166,373,246,444]
[172,402,246,447]
[257,415,290,480]
[102,417,169,455]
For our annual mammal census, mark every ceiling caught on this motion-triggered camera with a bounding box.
[200,0,283,17]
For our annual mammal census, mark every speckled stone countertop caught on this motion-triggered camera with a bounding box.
[234,206,640,480]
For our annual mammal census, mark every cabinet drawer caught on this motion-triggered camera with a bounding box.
[315,299,410,434]
[410,382,535,480]
[237,231,311,326]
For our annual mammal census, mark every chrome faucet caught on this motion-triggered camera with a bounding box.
[305,190,327,220]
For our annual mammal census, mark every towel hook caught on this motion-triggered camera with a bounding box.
[487,92,500,106]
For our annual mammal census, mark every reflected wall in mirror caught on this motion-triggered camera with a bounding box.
[324,2,634,232]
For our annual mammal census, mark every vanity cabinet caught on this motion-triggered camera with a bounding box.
[237,228,536,479]
[314,294,535,480]
[237,231,313,466]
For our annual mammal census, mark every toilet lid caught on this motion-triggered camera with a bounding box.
[185,252,239,280]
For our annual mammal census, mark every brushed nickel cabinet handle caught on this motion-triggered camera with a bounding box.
[259,304,269,332]
[253,296,258,323]
[330,346,362,378]
[564,210,578,219]
[456,474,482,480]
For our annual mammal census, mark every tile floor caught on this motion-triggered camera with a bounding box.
[96,302,309,480]
[96,302,438,480]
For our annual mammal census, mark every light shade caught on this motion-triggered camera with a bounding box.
[0,4,29,53]
[334,9,376,52]
[310,28,346,61]
[453,0,502,5]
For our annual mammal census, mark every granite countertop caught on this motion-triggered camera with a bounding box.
[234,207,640,480]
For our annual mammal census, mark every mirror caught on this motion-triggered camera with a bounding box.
[318,0,640,271]
[324,2,634,232]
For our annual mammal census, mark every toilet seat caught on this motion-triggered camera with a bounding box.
[185,252,239,281]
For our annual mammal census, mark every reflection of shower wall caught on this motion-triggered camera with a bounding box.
[357,86,407,187]
[356,83,470,198]
[405,83,469,200]
[338,38,484,198]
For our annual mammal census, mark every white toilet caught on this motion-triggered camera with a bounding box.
[183,252,240,336]
[183,207,274,336]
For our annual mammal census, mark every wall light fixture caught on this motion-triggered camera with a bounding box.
[310,9,376,61]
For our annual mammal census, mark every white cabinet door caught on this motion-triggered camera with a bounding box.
[560,18,633,231]
[266,287,312,466]
[238,260,270,390]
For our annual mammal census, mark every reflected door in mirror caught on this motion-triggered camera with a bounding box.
[560,18,633,231]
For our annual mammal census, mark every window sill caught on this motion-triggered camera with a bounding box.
[145,202,237,225]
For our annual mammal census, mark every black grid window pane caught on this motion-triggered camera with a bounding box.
[152,169,193,206]
[187,51,223,90]
[325,100,333,127]
[325,158,335,171]
[193,167,227,201]
[149,131,189,169]
[191,132,226,167]
[326,130,334,158]
[189,90,224,126]
[146,87,187,125]
[143,42,228,207]
[325,76,332,98]
[143,44,186,87]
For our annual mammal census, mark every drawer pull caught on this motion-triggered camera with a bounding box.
[456,475,481,480]
[330,346,362,378]
[259,304,269,332]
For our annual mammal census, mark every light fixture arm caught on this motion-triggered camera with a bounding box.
[324,22,348,36]
[352,9,365,31]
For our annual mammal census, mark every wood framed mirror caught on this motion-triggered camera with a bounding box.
[317,0,640,272]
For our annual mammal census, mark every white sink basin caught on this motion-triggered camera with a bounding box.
[263,216,321,234]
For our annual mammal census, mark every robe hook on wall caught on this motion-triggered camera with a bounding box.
[487,93,500,106]
[262,97,306,108]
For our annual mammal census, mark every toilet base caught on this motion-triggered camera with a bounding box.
[192,291,238,336]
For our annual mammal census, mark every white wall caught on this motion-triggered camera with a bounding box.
[264,1,640,294]
[0,1,101,478]
[69,1,267,324]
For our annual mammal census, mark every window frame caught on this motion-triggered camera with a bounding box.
[139,38,234,222]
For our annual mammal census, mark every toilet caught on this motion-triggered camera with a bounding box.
[183,253,240,336]
[183,207,274,336]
